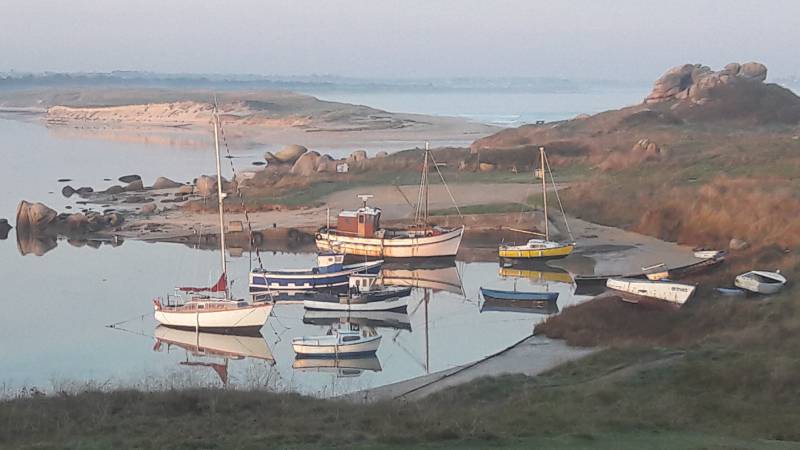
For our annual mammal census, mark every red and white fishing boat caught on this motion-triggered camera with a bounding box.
[153,104,272,335]
[316,143,464,258]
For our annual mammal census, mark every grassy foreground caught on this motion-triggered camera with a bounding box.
[2,337,799,449]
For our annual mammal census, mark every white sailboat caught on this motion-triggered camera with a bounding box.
[734,270,786,294]
[499,146,575,260]
[315,143,464,258]
[153,103,273,335]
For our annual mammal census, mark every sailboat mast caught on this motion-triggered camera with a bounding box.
[423,142,430,226]
[540,146,549,241]
[212,106,229,297]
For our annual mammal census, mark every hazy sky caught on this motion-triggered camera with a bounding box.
[1,0,796,80]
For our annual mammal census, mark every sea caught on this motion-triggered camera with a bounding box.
[0,83,647,397]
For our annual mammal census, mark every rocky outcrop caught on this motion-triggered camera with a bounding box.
[151,176,182,189]
[348,150,368,162]
[270,144,308,164]
[0,218,11,240]
[176,184,194,195]
[124,179,145,192]
[290,151,321,176]
[141,203,158,214]
[631,138,664,161]
[316,154,336,173]
[195,175,217,197]
[645,62,767,104]
[119,174,141,183]
[16,201,57,231]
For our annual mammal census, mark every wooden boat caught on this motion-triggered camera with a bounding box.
[316,144,464,258]
[499,147,575,261]
[249,253,382,292]
[642,263,670,281]
[480,287,559,302]
[303,274,411,312]
[606,277,696,306]
[292,329,381,357]
[153,105,272,335]
[716,287,746,296]
[734,271,786,294]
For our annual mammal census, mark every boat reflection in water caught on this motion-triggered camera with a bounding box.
[381,260,464,295]
[480,264,575,315]
[153,325,275,385]
[292,354,382,378]
[303,309,412,331]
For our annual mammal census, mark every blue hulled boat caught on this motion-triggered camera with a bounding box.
[479,287,559,302]
[249,254,382,292]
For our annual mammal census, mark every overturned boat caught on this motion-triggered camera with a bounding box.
[606,277,696,306]
[249,253,382,292]
[734,270,786,294]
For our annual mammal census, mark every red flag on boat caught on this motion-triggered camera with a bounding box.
[178,272,227,293]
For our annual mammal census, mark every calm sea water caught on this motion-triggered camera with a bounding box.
[0,87,642,396]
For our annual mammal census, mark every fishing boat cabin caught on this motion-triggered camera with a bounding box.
[336,206,381,238]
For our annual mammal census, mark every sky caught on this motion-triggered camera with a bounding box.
[1,0,797,81]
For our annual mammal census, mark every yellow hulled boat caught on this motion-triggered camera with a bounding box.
[499,146,575,262]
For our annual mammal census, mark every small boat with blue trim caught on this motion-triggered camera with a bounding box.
[479,287,559,302]
[292,329,381,357]
[249,253,382,292]
[303,274,411,312]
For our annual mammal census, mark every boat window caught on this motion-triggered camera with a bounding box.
[342,336,360,342]
[358,214,365,224]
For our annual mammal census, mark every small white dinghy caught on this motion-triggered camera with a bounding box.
[734,271,786,294]
[292,329,381,357]
[606,277,696,306]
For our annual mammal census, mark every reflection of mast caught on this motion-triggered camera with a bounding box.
[424,288,430,374]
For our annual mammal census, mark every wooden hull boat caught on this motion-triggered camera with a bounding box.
[734,271,786,294]
[292,330,381,357]
[480,287,559,302]
[316,226,464,258]
[606,278,695,306]
[249,254,382,292]
[643,263,670,281]
[153,298,272,335]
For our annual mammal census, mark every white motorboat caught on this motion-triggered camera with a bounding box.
[694,250,726,259]
[606,277,696,306]
[734,271,787,294]
[292,329,381,357]
[153,104,272,334]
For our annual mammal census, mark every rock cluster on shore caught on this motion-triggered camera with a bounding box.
[645,62,767,104]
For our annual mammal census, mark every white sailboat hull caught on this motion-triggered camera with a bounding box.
[316,227,464,258]
[606,278,695,305]
[292,335,382,356]
[154,303,272,333]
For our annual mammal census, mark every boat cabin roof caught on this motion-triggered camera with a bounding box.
[339,206,381,217]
